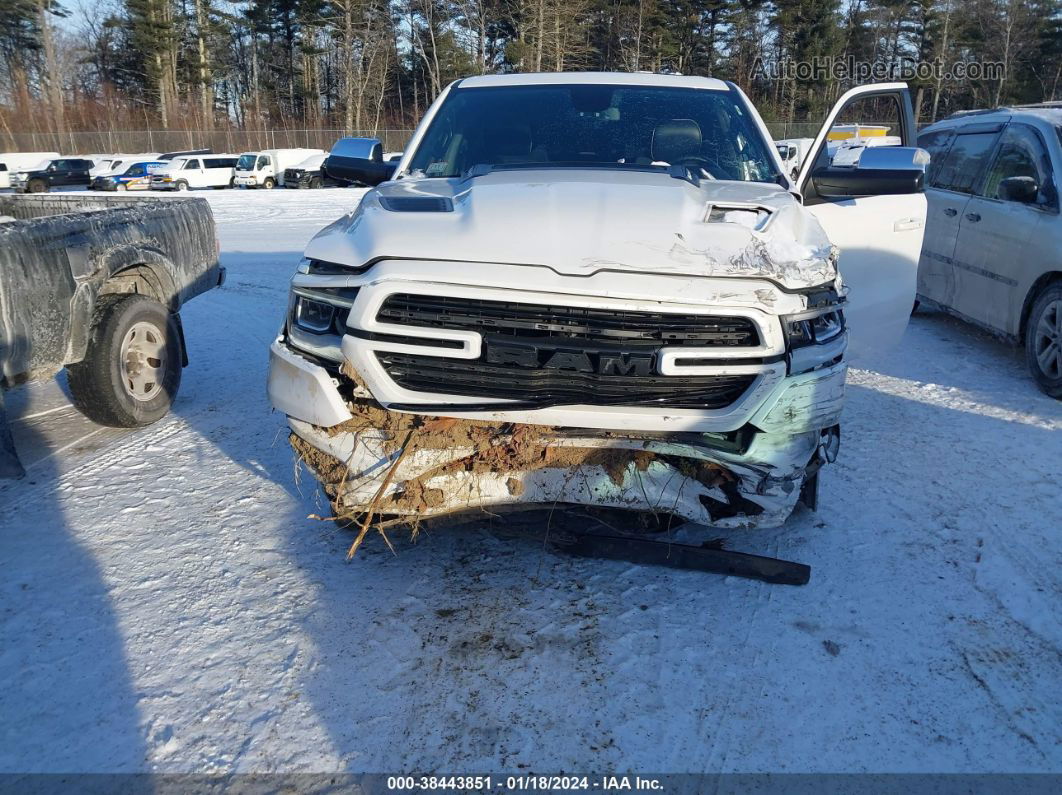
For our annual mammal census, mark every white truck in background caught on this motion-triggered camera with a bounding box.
[234,148,324,189]
[0,152,59,190]
[773,138,813,180]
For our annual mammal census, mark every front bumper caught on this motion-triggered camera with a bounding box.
[270,338,846,529]
[234,175,258,187]
[269,261,848,529]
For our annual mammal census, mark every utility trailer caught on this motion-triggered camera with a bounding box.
[0,194,224,478]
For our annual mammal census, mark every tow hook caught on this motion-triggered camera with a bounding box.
[819,424,841,464]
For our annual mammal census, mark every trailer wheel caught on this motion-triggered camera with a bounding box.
[1025,281,1062,399]
[67,294,183,428]
[27,179,47,193]
[262,177,276,189]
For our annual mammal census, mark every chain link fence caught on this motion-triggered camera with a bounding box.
[3,121,895,157]
[1,129,416,156]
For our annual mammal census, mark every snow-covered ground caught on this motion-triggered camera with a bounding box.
[1,188,1059,774]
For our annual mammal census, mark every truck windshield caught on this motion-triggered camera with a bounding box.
[407,83,779,182]
[237,154,257,170]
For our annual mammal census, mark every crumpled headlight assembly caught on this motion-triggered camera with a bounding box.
[289,286,360,335]
[784,309,845,349]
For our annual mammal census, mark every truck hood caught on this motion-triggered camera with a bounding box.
[304,168,837,289]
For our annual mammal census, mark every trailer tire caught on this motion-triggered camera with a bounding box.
[67,294,183,428]
[262,177,276,189]
[27,179,47,193]
[1025,281,1062,399]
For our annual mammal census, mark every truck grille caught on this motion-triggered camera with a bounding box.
[377,352,757,410]
[377,294,760,348]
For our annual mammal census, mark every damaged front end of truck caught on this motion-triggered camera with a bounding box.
[268,169,850,542]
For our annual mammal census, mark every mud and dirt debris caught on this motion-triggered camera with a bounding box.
[292,395,741,554]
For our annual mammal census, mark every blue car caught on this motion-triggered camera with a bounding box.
[91,161,166,191]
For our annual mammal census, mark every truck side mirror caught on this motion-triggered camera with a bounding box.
[811,146,929,199]
[324,137,396,186]
[997,175,1039,204]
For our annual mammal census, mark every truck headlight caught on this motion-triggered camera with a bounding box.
[293,296,335,334]
[784,309,845,348]
[289,287,360,336]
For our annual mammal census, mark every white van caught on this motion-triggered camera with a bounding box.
[89,154,162,178]
[233,148,324,188]
[150,154,240,191]
[0,152,59,189]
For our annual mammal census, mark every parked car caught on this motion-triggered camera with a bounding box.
[234,148,323,188]
[917,104,1062,398]
[91,160,167,191]
[270,74,928,534]
[283,153,349,189]
[151,155,240,191]
[0,152,59,190]
[9,158,95,193]
[0,193,224,478]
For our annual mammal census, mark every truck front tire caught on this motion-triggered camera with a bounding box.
[262,177,276,189]
[27,180,47,193]
[176,180,189,191]
[1026,282,1062,399]
[67,294,183,427]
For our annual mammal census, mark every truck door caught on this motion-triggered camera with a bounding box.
[796,83,928,358]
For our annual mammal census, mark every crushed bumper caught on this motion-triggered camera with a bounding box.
[270,337,846,529]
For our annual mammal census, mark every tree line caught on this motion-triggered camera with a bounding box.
[2,0,1062,141]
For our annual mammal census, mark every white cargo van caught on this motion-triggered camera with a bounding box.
[150,154,240,191]
[233,148,324,188]
[89,154,162,178]
[0,152,59,189]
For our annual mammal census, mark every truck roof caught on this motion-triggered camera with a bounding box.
[456,72,729,91]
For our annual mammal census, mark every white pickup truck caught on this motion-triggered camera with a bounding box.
[234,148,324,189]
[268,73,928,533]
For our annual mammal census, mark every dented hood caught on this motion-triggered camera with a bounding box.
[305,169,837,289]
